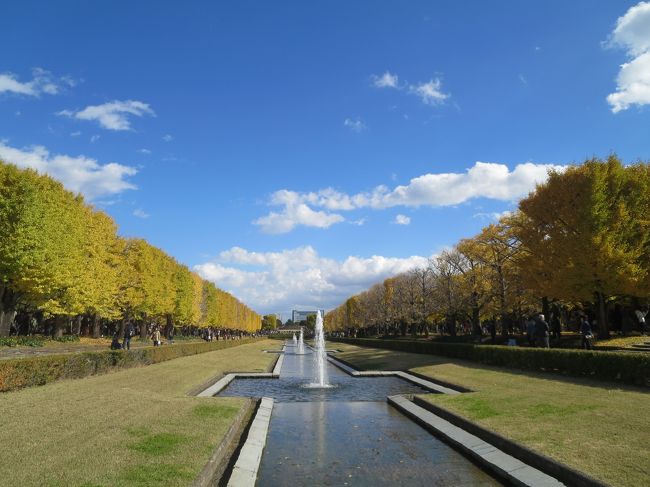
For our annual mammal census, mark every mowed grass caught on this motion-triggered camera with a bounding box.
[334,343,650,487]
[0,339,276,487]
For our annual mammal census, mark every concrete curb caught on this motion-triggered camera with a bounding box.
[196,345,286,397]
[272,350,285,375]
[227,397,274,487]
[388,395,565,487]
[326,354,461,395]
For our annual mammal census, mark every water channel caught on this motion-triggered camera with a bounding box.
[219,343,503,486]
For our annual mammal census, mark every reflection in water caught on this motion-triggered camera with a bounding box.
[259,402,501,487]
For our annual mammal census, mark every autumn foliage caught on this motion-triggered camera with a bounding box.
[0,161,260,336]
[327,156,650,338]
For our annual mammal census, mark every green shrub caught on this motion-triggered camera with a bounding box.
[0,336,45,348]
[0,338,260,392]
[333,338,650,387]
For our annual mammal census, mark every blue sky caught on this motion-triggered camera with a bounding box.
[2,1,650,317]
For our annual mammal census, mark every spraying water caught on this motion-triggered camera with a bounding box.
[311,310,329,387]
[298,328,305,355]
[292,333,297,346]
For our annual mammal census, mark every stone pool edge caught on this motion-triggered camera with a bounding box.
[388,394,566,487]
[226,397,274,487]
[326,354,461,395]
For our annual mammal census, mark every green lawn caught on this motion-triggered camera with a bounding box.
[334,342,650,487]
[0,339,276,487]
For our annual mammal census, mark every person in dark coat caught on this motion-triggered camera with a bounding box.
[580,314,594,350]
[535,314,550,348]
[110,330,122,350]
[123,322,134,350]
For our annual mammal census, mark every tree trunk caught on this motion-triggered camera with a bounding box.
[92,314,101,338]
[52,315,66,338]
[0,285,18,336]
[596,292,610,339]
[74,315,83,336]
[119,318,128,339]
[140,318,149,339]
[0,309,16,337]
[472,306,482,335]
[448,314,457,336]
[165,314,173,340]
[541,297,550,321]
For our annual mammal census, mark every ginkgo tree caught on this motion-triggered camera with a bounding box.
[327,156,650,339]
[0,160,260,337]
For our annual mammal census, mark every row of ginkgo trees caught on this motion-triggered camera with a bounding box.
[326,156,650,339]
[0,160,260,338]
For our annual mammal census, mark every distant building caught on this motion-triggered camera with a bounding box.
[292,309,325,324]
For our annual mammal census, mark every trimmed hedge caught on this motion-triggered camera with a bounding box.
[332,338,650,387]
[0,338,260,393]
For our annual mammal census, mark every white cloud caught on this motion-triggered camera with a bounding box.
[133,208,149,219]
[90,135,100,143]
[0,68,71,97]
[394,214,411,225]
[606,2,650,112]
[138,148,152,154]
[194,245,430,314]
[409,78,449,106]
[253,189,345,233]
[70,131,81,137]
[371,71,450,106]
[0,142,137,200]
[350,218,367,226]
[58,100,155,131]
[162,134,173,142]
[343,117,366,132]
[372,71,399,88]
[255,161,563,233]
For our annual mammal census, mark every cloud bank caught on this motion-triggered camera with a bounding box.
[0,142,137,200]
[254,161,564,233]
[607,2,650,112]
[194,246,430,314]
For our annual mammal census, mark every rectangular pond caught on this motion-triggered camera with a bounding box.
[219,344,503,486]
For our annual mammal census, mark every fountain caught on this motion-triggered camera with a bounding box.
[311,310,329,387]
[297,327,305,355]
[292,333,297,346]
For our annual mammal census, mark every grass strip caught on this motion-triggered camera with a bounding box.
[0,339,275,487]
[333,337,650,387]
[334,342,650,487]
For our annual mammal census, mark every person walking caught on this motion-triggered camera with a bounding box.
[550,312,562,341]
[526,316,536,347]
[635,307,648,335]
[151,327,161,346]
[535,314,550,348]
[123,322,134,350]
[580,314,594,350]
